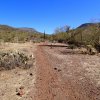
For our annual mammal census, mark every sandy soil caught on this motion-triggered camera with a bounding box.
[0,43,100,100]
[0,43,36,100]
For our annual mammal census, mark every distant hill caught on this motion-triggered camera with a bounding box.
[17,27,42,34]
[77,23,100,29]
[0,25,42,33]
[0,25,43,42]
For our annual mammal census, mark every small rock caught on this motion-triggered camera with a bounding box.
[16,86,25,97]
[30,73,33,76]
[19,86,24,90]
[54,68,57,70]
[16,90,24,97]
[58,69,61,72]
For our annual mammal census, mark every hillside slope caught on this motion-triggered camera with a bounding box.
[53,23,100,51]
[0,25,43,42]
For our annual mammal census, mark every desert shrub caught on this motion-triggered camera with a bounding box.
[58,39,64,43]
[0,51,34,71]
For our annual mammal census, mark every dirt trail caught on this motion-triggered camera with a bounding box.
[31,44,100,100]
[30,46,68,100]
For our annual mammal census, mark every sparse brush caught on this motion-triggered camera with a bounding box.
[0,51,35,71]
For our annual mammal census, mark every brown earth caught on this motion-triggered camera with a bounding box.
[31,43,100,100]
[0,43,100,100]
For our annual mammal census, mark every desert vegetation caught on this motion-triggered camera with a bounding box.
[0,51,34,70]
[52,23,100,54]
[0,23,100,54]
[0,25,44,43]
[0,42,35,70]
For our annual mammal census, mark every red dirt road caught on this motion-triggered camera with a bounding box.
[31,44,100,100]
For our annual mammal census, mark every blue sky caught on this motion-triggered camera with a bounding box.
[0,0,100,34]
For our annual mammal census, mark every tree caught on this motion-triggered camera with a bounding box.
[53,25,70,42]
[54,25,70,34]
[44,30,46,40]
